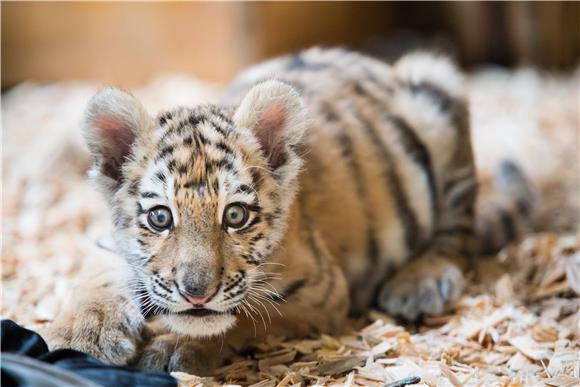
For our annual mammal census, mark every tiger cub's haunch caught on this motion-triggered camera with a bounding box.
[47,48,480,372]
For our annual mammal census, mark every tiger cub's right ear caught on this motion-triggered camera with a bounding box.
[83,87,154,191]
[233,80,307,173]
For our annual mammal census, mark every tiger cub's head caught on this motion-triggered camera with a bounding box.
[83,81,307,337]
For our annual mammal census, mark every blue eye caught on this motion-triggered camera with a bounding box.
[147,206,173,231]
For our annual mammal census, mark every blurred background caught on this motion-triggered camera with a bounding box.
[2,1,579,90]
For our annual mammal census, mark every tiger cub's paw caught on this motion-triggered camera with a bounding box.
[136,333,219,375]
[44,297,144,365]
[377,257,464,321]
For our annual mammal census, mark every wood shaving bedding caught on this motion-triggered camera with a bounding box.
[1,69,578,386]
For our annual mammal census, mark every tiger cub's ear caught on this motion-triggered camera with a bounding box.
[83,87,154,191]
[233,80,307,171]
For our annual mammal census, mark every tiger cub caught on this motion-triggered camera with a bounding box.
[45,48,527,373]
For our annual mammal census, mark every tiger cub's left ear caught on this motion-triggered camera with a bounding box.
[83,87,154,195]
[233,80,307,171]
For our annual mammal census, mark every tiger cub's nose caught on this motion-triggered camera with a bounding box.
[178,284,220,306]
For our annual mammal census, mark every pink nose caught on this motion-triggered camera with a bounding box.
[179,286,219,306]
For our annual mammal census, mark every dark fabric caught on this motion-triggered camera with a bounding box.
[1,320,176,387]
[2,354,99,387]
[1,320,49,357]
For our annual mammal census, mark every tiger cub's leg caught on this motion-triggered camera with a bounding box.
[377,53,478,321]
[41,250,145,365]
[134,321,222,375]
[377,162,477,321]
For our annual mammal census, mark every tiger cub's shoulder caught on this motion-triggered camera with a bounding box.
[225,47,463,108]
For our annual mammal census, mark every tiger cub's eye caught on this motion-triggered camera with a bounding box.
[223,203,249,229]
[147,206,173,231]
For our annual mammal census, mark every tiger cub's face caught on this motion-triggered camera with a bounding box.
[83,81,307,337]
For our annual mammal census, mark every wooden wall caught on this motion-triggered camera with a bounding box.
[1,2,258,88]
[2,2,578,89]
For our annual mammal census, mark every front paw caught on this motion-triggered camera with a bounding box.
[377,257,464,321]
[136,333,218,375]
[45,297,144,365]
[167,341,217,375]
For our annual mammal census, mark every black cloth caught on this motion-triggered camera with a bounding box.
[1,320,176,387]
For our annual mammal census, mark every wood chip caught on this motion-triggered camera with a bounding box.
[258,350,297,371]
[384,375,421,387]
[509,335,553,361]
[317,355,366,376]
[439,363,463,387]
[544,375,580,387]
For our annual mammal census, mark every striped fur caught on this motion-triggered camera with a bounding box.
[46,48,533,372]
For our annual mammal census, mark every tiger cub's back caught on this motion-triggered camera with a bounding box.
[225,48,471,305]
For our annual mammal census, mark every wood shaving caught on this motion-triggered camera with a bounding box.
[2,69,578,386]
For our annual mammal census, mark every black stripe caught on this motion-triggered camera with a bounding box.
[386,115,438,222]
[407,81,453,114]
[141,191,160,199]
[193,132,209,148]
[250,233,264,244]
[155,171,166,184]
[352,83,420,251]
[314,267,336,308]
[245,215,262,228]
[265,213,275,227]
[207,119,228,137]
[150,285,170,300]
[137,221,151,233]
[304,224,328,285]
[154,278,172,293]
[177,164,189,175]
[323,101,380,265]
[436,225,474,236]
[246,203,261,212]
[223,276,243,293]
[205,158,235,173]
[279,278,307,299]
[127,180,140,196]
[250,169,263,191]
[357,81,438,241]
[236,184,252,194]
[158,112,173,126]
[480,225,496,255]
[287,52,329,71]
[157,114,201,144]
[183,180,201,189]
[241,253,260,265]
[183,180,206,196]
[166,159,177,173]
[136,202,147,215]
[209,106,234,126]
[211,179,219,195]
[215,141,234,155]
[237,216,262,235]
[188,114,202,128]
[364,68,395,96]
[448,178,478,209]
[158,145,175,160]
[499,209,516,243]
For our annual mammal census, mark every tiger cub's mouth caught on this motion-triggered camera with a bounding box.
[137,292,236,318]
[177,308,235,317]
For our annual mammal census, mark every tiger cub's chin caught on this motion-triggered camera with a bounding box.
[161,313,237,338]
